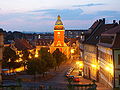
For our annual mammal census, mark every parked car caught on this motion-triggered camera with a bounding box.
[65,67,74,77]
[73,76,81,82]
[67,75,74,79]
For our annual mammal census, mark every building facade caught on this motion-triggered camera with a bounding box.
[82,19,118,82]
[98,25,120,88]
[83,44,98,81]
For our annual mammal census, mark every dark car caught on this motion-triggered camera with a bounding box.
[67,75,74,79]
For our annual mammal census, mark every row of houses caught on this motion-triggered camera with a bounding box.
[80,19,120,88]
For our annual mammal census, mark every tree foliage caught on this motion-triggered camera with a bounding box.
[27,58,47,75]
[3,46,18,62]
[26,47,57,75]
[22,50,30,61]
[3,46,19,69]
[40,48,56,69]
[52,48,67,67]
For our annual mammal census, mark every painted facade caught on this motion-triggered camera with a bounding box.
[97,25,120,88]
[98,45,114,88]
[83,44,98,81]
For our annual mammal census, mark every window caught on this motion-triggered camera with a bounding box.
[118,54,120,65]
[58,35,60,38]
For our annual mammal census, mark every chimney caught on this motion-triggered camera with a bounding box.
[113,20,116,24]
[103,18,105,24]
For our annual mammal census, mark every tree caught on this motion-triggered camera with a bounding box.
[3,46,19,69]
[37,59,47,77]
[52,48,67,68]
[22,50,30,69]
[39,48,56,69]
[26,58,37,75]
[22,50,30,61]
[26,58,47,78]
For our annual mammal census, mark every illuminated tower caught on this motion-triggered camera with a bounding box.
[54,15,65,47]
[50,15,70,57]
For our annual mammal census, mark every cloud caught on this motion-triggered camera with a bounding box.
[0,8,120,32]
[73,3,104,7]
[31,9,83,20]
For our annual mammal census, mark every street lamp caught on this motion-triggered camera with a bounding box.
[71,49,74,54]
[91,64,97,68]
[35,54,38,58]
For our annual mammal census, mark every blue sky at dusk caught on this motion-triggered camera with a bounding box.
[0,0,120,32]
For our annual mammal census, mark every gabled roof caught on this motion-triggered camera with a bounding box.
[89,20,100,30]
[102,25,120,35]
[84,21,117,45]
[14,39,34,51]
[98,25,120,49]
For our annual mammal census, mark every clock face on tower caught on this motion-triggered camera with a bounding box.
[57,32,60,34]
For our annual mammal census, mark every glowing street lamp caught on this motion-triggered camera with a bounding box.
[71,49,74,54]
[105,63,113,75]
[76,61,80,65]
[29,55,32,59]
[35,54,38,58]
[91,64,97,68]
[76,61,83,68]
[105,66,111,71]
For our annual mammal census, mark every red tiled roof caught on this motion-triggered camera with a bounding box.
[14,39,34,51]
[102,25,120,34]
[98,25,120,49]
[85,24,116,45]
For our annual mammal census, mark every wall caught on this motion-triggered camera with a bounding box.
[83,44,98,81]
[114,50,120,88]
[98,45,113,88]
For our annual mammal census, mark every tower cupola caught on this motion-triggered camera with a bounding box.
[54,15,64,30]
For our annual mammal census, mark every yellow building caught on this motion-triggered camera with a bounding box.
[82,19,117,82]
[50,15,70,58]
[83,44,98,81]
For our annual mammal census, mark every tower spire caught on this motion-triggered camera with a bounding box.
[57,15,61,20]
[55,15,63,25]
